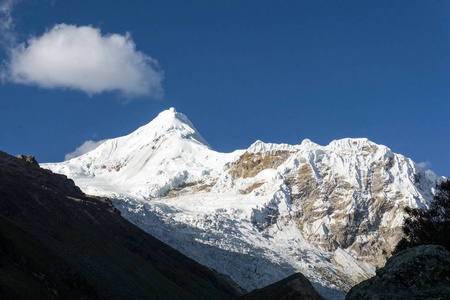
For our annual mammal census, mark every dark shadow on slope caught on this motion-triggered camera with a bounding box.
[0,151,244,299]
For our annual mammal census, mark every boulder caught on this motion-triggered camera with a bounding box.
[346,244,450,299]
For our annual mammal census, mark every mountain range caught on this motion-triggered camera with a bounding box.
[43,108,443,299]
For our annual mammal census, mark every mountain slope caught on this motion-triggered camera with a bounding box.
[43,108,442,299]
[0,151,244,299]
[45,107,242,200]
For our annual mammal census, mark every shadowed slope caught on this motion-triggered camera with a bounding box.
[0,151,244,299]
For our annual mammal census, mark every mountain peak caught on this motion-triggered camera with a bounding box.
[132,107,210,147]
[328,138,373,148]
[147,107,186,126]
[247,140,300,153]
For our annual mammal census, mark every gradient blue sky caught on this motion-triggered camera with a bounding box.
[1,0,449,177]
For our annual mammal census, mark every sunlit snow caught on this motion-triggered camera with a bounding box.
[43,108,441,300]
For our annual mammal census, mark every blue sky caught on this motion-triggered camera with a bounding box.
[0,0,449,177]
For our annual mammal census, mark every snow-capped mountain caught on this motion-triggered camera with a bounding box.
[45,107,242,200]
[43,108,442,300]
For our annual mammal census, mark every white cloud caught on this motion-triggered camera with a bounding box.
[417,161,431,171]
[0,0,17,45]
[65,139,107,160]
[4,23,163,98]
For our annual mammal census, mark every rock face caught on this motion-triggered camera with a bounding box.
[0,151,244,299]
[346,245,450,300]
[242,272,325,300]
[43,108,443,299]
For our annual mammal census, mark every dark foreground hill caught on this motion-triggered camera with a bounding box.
[241,272,325,300]
[0,151,244,299]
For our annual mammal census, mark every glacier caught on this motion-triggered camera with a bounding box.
[43,107,442,299]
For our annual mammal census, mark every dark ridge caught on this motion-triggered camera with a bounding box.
[0,151,244,299]
[241,272,324,300]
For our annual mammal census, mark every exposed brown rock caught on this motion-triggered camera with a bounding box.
[286,159,407,269]
[165,180,217,198]
[229,151,292,179]
[240,181,265,194]
[15,154,39,166]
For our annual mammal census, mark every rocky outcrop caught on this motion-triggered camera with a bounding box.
[346,245,450,300]
[242,273,325,300]
[229,150,293,179]
[16,154,39,166]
